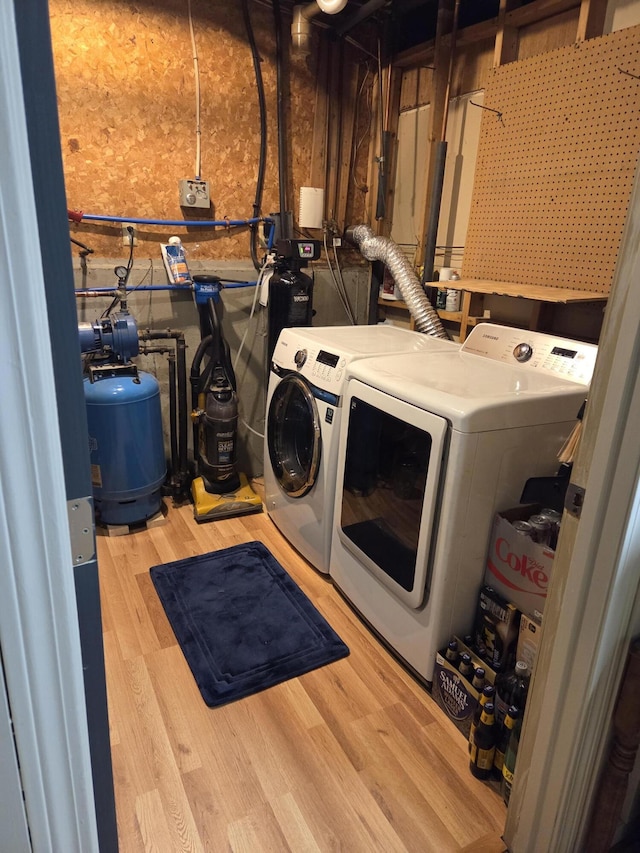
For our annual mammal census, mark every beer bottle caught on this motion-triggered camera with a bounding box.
[470,702,497,780]
[493,705,520,778]
[501,713,523,804]
[463,634,475,651]
[458,652,474,679]
[471,667,486,691]
[469,684,495,753]
[494,660,530,727]
[445,639,459,666]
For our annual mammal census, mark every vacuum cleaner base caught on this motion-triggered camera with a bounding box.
[191,472,263,523]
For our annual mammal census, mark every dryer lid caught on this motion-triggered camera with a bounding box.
[346,345,590,432]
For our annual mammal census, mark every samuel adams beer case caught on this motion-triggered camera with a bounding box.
[484,505,555,618]
[433,637,497,739]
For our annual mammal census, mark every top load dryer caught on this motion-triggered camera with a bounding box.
[329,323,598,685]
[264,324,458,574]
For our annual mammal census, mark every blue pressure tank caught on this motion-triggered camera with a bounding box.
[84,365,167,526]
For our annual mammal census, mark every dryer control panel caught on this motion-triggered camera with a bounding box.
[461,323,598,386]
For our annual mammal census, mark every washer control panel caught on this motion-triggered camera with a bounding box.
[273,333,352,390]
[308,348,345,386]
[461,323,598,385]
[276,339,347,386]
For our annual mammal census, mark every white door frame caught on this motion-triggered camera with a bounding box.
[0,2,99,850]
[504,163,640,850]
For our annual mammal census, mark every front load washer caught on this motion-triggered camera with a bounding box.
[264,325,458,574]
[330,323,598,685]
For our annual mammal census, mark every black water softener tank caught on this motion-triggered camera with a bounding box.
[267,239,321,364]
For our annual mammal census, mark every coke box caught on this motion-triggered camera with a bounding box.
[484,505,555,618]
[432,636,496,740]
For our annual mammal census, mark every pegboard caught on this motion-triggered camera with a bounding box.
[462,24,640,294]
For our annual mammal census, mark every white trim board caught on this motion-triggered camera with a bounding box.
[0,3,98,850]
[504,160,640,851]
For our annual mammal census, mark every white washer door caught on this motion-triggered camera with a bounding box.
[336,379,448,609]
[267,373,322,498]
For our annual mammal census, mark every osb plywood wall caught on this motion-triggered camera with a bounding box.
[463,23,640,293]
[50,0,319,261]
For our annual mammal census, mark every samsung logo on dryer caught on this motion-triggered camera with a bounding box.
[482,333,499,341]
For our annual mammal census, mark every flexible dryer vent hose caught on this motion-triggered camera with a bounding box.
[346,224,448,338]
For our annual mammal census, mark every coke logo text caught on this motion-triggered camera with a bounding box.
[495,537,549,592]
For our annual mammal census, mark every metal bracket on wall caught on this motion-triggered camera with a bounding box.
[564,482,586,519]
[67,497,96,566]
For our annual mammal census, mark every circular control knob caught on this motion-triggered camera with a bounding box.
[294,349,307,369]
[513,342,533,362]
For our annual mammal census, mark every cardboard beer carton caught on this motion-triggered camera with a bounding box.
[484,505,555,618]
[517,612,543,673]
[432,636,496,740]
[472,584,521,672]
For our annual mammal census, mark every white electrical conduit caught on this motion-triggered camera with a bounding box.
[346,224,448,338]
[187,0,202,178]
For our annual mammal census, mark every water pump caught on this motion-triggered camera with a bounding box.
[79,267,166,527]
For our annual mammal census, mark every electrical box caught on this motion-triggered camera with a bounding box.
[121,223,137,246]
[179,179,210,210]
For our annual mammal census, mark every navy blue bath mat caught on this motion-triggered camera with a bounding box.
[150,541,350,707]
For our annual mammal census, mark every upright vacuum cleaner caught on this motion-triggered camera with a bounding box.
[190,276,262,522]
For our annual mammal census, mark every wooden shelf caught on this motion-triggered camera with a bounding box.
[452,280,608,304]
[435,309,463,322]
[378,280,607,341]
[378,298,407,307]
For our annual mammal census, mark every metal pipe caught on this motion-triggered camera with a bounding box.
[421,0,461,287]
[168,354,178,483]
[137,344,179,491]
[422,141,448,286]
[138,329,190,495]
[335,0,386,37]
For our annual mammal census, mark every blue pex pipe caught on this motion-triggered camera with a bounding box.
[80,213,266,227]
[75,282,257,294]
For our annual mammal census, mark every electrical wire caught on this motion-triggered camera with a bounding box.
[272,0,289,235]
[322,230,356,324]
[242,0,268,270]
[332,241,356,323]
[233,257,270,377]
[232,256,274,441]
[187,0,202,179]
[352,61,373,194]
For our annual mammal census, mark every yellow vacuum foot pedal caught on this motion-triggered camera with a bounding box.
[191,473,263,523]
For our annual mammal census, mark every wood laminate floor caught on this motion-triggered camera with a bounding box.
[97,496,507,852]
